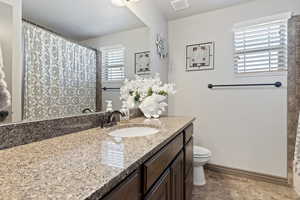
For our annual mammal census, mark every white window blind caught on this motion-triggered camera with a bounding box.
[101,46,125,81]
[233,14,290,74]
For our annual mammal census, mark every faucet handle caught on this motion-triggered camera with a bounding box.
[110,115,118,126]
[100,111,123,128]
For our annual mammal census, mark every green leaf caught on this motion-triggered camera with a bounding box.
[158,91,168,96]
[147,88,153,97]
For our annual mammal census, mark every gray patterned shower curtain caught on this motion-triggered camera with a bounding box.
[22,22,97,121]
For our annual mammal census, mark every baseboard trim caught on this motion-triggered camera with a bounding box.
[205,164,290,187]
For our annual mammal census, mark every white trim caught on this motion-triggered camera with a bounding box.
[233,12,292,31]
[102,80,124,84]
[234,71,287,78]
[99,44,125,51]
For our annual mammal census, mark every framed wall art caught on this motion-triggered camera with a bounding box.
[186,42,215,71]
[135,51,151,75]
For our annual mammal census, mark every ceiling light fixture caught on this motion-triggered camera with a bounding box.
[111,0,141,7]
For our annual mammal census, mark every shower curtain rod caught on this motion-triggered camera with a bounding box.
[22,18,98,52]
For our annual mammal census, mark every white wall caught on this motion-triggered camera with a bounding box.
[84,1,169,110]
[0,1,12,123]
[0,0,22,123]
[127,1,169,83]
[169,0,300,178]
[83,27,150,110]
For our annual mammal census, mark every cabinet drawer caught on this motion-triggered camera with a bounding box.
[185,168,193,200]
[184,124,193,144]
[185,137,193,176]
[143,133,183,192]
[101,170,141,200]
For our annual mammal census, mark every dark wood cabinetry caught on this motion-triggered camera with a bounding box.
[100,123,193,200]
[184,124,193,144]
[143,134,183,192]
[184,124,194,200]
[185,138,193,176]
[145,169,172,200]
[171,151,184,200]
[101,170,142,200]
[185,168,193,200]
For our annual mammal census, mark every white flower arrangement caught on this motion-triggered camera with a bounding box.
[120,74,176,118]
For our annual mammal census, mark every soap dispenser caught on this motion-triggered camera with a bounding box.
[105,100,113,112]
[120,101,130,121]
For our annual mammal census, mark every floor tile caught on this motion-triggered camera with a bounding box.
[192,170,300,200]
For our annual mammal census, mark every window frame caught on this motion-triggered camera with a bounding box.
[100,45,126,83]
[233,12,292,76]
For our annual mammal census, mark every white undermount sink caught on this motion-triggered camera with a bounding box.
[107,125,159,138]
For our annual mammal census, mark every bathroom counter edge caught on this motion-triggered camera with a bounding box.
[0,116,195,200]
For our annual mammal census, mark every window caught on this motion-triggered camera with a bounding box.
[233,13,291,74]
[101,46,125,81]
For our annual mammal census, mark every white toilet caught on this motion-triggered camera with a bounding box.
[193,146,212,186]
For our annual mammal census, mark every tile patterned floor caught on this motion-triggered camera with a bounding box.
[192,170,300,200]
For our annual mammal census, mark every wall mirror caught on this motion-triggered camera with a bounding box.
[0,0,150,125]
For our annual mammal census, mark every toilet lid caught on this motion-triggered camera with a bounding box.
[194,146,211,157]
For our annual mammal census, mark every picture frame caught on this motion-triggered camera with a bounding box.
[135,51,151,75]
[186,42,215,71]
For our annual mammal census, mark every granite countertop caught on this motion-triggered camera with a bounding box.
[0,116,195,200]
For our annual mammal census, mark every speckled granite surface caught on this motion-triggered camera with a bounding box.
[0,113,104,150]
[0,108,142,150]
[0,116,194,200]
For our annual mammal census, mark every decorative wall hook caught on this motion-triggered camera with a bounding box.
[156,34,168,59]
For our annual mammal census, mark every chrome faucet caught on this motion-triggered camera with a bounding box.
[100,110,125,128]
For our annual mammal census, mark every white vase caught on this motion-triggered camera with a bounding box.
[139,94,167,119]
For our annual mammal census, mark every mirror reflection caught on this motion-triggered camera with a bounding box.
[0,0,150,124]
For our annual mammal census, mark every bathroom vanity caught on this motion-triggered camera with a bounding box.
[101,122,194,200]
[0,116,194,200]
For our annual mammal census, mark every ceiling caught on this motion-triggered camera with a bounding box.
[154,0,253,20]
[22,0,146,41]
[22,0,253,41]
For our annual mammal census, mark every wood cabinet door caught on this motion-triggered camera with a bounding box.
[184,124,193,144]
[143,133,183,192]
[171,151,184,200]
[101,170,141,200]
[185,137,193,176]
[145,169,172,200]
[185,168,193,200]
